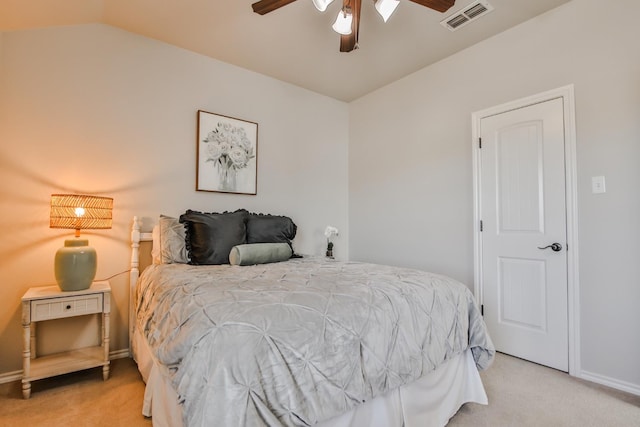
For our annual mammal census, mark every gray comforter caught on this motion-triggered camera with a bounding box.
[136,257,494,426]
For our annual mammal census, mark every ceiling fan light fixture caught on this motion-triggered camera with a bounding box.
[332,7,353,35]
[312,0,335,12]
[251,0,456,52]
[375,0,400,22]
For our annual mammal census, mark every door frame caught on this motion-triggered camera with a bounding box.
[471,85,580,376]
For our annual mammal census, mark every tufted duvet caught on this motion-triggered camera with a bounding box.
[135,257,494,427]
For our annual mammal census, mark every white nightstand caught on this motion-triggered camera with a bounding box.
[21,281,111,399]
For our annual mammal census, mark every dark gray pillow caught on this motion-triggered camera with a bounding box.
[247,213,297,246]
[179,209,248,265]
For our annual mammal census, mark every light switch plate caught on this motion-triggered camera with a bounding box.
[592,176,606,194]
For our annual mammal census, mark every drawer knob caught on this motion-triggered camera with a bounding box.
[66,305,72,310]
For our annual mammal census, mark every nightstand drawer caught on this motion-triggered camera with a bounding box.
[31,293,103,321]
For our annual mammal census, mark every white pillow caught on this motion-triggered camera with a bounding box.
[151,224,161,264]
[156,215,189,264]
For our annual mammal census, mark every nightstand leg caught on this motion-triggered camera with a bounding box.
[30,323,37,359]
[102,312,110,380]
[22,323,31,399]
[22,380,31,399]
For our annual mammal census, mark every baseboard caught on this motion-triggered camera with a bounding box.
[0,348,132,385]
[109,348,131,360]
[580,370,640,396]
[0,370,22,384]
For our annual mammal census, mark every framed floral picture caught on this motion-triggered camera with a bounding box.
[196,110,258,195]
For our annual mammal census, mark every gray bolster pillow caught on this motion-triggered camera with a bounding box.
[229,243,293,266]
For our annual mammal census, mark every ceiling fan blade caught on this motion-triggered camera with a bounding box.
[407,0,455,13]
[252,0,299,15]
[339,0,361,52]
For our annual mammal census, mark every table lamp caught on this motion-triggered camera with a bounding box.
[50,194,113,291]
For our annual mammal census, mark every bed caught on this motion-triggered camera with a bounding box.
[129,212,495,427]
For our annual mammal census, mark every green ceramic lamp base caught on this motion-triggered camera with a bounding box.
[54,239,97,291]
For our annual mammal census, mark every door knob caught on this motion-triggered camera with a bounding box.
[537,242,563,252]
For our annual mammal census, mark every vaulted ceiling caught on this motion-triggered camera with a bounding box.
[1,0,571,101]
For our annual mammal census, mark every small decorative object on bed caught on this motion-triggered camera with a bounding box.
[196,110,258,195]
[324,225,338,258]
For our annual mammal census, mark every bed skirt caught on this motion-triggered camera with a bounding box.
[133,328,487,427]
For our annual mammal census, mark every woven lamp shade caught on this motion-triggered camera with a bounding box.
[50,194,113,231]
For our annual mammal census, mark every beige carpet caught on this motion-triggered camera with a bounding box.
[0,353,638,426]
[0,358,151,427]
[450,353,640,426]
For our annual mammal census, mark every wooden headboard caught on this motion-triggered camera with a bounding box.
[129,216,153,354]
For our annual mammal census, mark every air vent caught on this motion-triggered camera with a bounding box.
[441,0,494,31]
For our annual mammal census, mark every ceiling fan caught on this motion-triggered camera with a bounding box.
[251,0,456,52]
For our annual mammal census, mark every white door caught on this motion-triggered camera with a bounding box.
[480,97,568,371]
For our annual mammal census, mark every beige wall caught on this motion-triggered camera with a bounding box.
[349,0,640,393]
[0,24,349,374]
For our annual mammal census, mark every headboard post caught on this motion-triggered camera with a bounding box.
[129,216,142,356]
[129,216,154,357]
